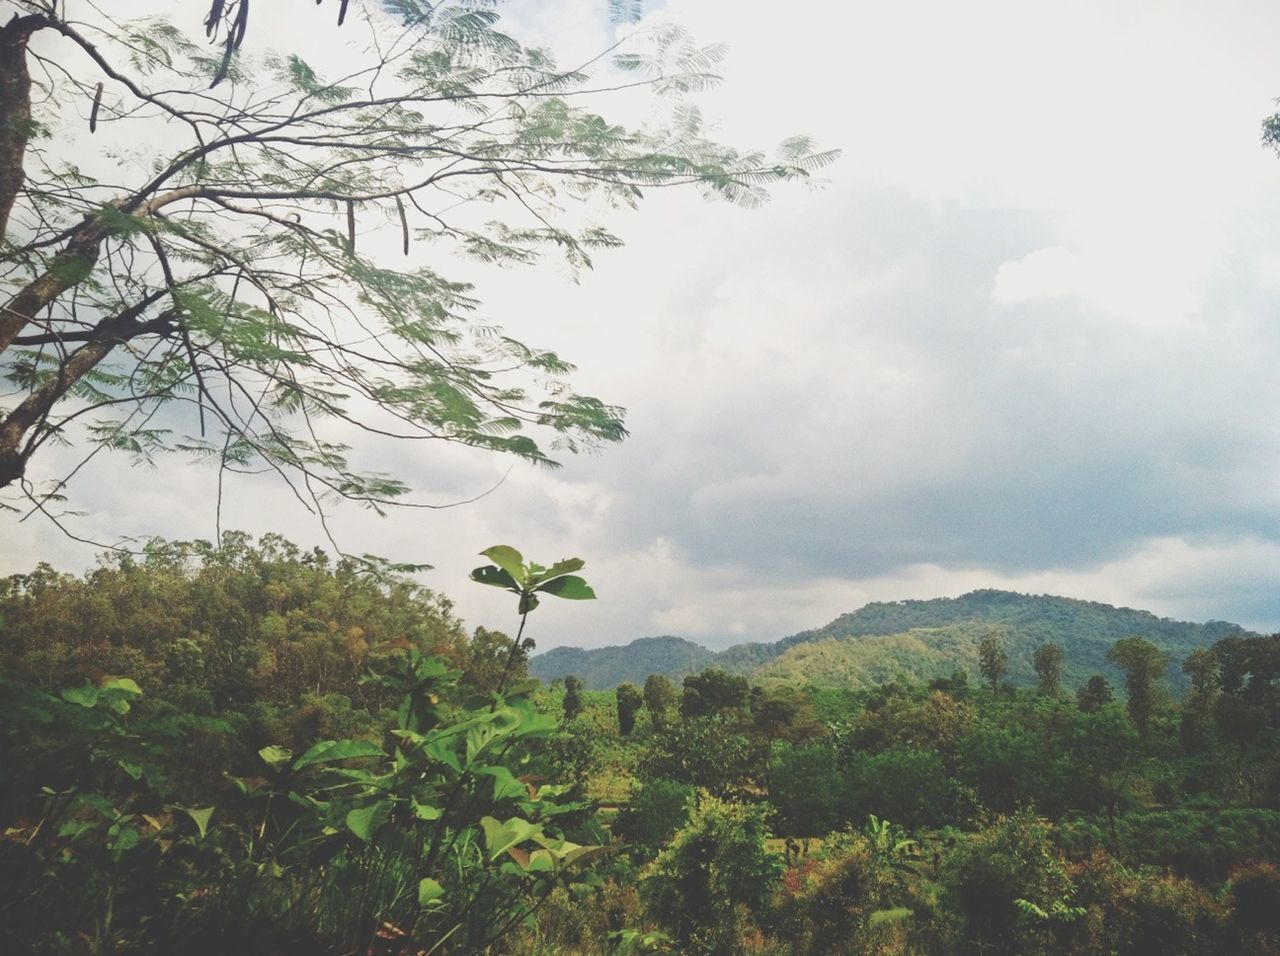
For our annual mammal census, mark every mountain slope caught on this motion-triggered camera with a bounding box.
[529,590,1256,690]
[528,635,716,688]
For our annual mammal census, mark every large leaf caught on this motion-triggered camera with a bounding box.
[470,564,520,592]
[535,575,596,600]
[480,815,544,861]
[101,677,142,696]
[61,684,99,708]
[412,799,443,821]
[292,738,384,770]
[182,806,214,839]
[258,745,294,771]
[346,800,393,841]
[477,765,530,801]
[418,877,445,906]
[528,557,584,586]
[479,545,527,585]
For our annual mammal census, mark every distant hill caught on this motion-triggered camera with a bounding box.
[529,635,716,688]
[529,590,1256,691]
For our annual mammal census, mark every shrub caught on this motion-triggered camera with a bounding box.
[613,778,695,861]
[640,793,782,954]
[770,832,894,954]
[940,809,1075,956]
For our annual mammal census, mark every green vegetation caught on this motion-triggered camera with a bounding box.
[4,538,1278,952]
[534,592,1254,692]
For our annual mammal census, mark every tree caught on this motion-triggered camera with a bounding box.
[1032,643,1065,697]
[1076,674,1113,713]
[616,681,643,736]
[1180,647,1219,753]
[978,633,1008,693]
[562,674,584,722]
[643,673,676,725]
[680,667,749,719]
[1107,636,1168,736]
[0,2,834,528]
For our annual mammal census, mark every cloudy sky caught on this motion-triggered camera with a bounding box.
[5,0,1280,647]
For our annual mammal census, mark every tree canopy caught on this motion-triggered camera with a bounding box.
[0,0,833,535]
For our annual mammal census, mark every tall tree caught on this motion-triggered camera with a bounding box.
[978,633,1008,693]
[562,674,584,722]
[0,2,834,528]
[643,673,675,726]
[616,681,643,736]
[680,668,749,719]
[1107,636,1167,736]
[1032,642,1065,697]
[1180,646,1219,752]
[1076,674,1113,713]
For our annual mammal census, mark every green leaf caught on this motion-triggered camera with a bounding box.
[418,877,445,906]
[117,760,144,781]
[527,848,557,872]
[480,815,543,861]
[562,844,613,869]
[479,545,527,585]
[535,575,595,600]
[292,738,384,770]
[62,684,100,708]
[412,799,443,821]
[346,801,392,841]
[528,557,584,586]
[182,806,214,839]
[258,745,294,771]
[101,677,142,696]
[470,564,520,591]
[477,765,529,801]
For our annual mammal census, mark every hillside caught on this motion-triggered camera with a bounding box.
[529,635,716,688]
[530,590,1255,690]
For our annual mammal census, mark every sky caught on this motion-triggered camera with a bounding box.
[4,0,1280,648]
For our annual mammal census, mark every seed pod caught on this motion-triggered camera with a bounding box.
[89,82,103,133]
[395,195,409,256]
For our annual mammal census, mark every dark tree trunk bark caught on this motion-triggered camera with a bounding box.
[0,15,43,242]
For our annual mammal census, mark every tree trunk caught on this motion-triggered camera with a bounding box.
[0,15,43,241]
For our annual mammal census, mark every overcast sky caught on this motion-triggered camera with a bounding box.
[4,0,1280,647]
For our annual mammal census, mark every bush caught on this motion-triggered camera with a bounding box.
[770,832,894,954]
[1069,852,1226,955]
[1227,861,1280,951]
[1056,808,1280,880]
[640,793,782,954]
[613,778,694,861]
[940,810,1075,956]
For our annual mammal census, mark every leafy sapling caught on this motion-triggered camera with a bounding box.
[470,545,596,697]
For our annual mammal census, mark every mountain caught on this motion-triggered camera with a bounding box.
[529,590,1256,690]
[529,635,716,688]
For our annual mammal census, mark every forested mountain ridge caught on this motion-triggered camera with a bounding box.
[529,636,717,688]
[531,589,1255,689]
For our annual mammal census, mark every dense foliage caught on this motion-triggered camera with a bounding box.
[3,540,1279,953]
